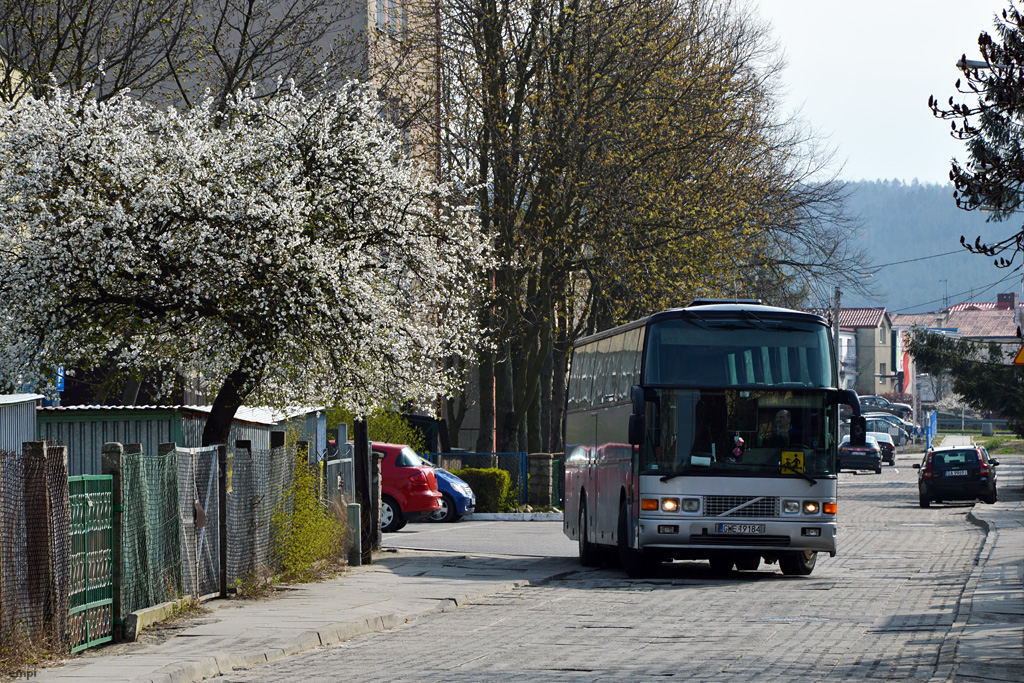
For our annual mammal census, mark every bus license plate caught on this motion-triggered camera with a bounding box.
[945,470,967,477]
[717,523,765,534]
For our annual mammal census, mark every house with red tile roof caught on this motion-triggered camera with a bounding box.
[805,307,893,396]
[891,293,1022,405]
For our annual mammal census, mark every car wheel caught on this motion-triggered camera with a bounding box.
[578,498,601,567]
[984,490,997,504]
[919,495,930,508]
[430,493,458,523]
[618,501,656,578]
[381,495,403,533]
[875,466,882,474]
[779,550,817,576]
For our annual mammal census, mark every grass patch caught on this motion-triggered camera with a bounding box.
[974,435,1024,454]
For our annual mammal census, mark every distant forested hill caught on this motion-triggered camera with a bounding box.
[836,180,1021,314]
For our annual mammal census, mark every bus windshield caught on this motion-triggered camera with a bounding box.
[640,388,836,477]
[644,317,834,388]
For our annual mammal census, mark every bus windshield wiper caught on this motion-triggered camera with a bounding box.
[659,468,689,483]
[782,466,818,486]
[679,309,709,328]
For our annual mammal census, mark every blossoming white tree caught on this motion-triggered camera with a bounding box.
[0,83,488,445]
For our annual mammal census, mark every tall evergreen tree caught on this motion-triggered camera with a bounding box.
[930,1,1024,267]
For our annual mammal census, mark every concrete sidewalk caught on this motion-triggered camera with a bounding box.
[932,436,1024,683]
[31,553,580,683]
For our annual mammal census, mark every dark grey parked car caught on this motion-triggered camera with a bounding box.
[838,435,882,474]
[913,445,999,507]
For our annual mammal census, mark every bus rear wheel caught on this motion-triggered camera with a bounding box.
[618,502,656,578]
[779,550,817,576]
[578,500,601,567]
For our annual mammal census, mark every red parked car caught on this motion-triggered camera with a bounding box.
[373,442,442,532]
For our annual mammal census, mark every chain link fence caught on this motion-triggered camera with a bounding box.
[227,444,293,583]
[1,442,72,652]
[2,437,318,653]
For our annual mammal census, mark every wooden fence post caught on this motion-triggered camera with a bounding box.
[101,442,123,641]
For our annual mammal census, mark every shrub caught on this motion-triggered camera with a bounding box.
[327,407,425,451]
[451,468,511,513]
[271,455,345,581]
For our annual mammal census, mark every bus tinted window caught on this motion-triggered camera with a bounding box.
[644,319,833,388]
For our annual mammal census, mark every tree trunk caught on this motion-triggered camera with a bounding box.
[540,341,552,451]
[527,372,542,453]
[549,307,569,454]
[495,340,517,452]
[201,367,252,447]
[475,349,495,452]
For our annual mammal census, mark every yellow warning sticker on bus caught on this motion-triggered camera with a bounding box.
[781,450,804,474]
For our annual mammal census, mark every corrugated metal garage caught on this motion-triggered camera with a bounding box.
[37,405,278,476]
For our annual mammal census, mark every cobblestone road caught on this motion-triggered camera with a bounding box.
[221,453,992,682]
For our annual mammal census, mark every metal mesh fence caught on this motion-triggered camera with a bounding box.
[114,443,186,615]
[2,438,300,651]
[227,447,257,582]
[118,445,151,615]
[260,446,293,575]
[46,443,71,645]
[177,446,220,599]
[144,447,182,606]
[0,442,72,651]
[0,448,28,644]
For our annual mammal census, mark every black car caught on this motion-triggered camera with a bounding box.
[838,435,882,474]
[913,445,999,507]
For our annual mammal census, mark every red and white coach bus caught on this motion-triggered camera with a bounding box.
[563,299,865,577]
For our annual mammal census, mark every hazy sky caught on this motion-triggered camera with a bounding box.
[753,0,1009,186]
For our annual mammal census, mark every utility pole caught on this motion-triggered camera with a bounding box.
[833,286,842,385]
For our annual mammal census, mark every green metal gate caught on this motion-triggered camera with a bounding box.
[68,475,114,652]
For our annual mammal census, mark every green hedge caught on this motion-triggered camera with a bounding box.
[451,468,512,513]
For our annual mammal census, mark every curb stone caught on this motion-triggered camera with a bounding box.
[463,512,563,521]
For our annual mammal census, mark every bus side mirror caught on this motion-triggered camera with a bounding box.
[849,415,867,446]
[630,385,644,415]
[628,385,644,445]
[842,389,862,417]
[628,414,643,445]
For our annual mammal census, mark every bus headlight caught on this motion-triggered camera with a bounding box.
[681,498,700,512]
[783,500,801,514]
[661,498,680,512]
[803,501,820,514]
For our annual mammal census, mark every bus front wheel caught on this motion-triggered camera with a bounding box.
[578,500,601,567]
[618,502,655,578]
[779,550,817,576]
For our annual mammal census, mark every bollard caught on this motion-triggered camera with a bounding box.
[347,503,362,566]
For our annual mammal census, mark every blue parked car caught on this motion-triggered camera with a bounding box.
[430,466,476,523]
